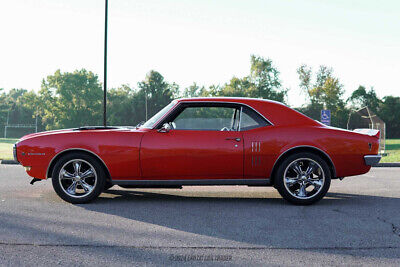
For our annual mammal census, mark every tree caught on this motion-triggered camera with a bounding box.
[219,76,253,97]
[0,89,8,126]
[137,70,176,121]
[182,83,208,98]
[299,66,345,107]
[378,96,400,138]
[297,64,312,98]
[249,55,287,101]
[107,84,136,126]
[4,89,39,125]
[38,69,103,130]
[218,55,287,102]
[0,88,41,137]
[348,86,381,113]
[296,65,348,128]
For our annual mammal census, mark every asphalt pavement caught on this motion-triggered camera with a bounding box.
[0,165,399,266]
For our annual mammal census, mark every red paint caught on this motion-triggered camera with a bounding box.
[140,129,243,180]
[16,98,379,182]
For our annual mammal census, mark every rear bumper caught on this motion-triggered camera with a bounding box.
[364,155,381,166]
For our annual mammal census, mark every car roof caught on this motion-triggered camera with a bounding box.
[176,97,284,105]
[175,97,320,127]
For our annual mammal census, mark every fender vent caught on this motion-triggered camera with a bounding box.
[251,141,261,166]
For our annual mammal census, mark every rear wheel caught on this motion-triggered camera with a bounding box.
[275,152,331,205]
[51,152,106,204]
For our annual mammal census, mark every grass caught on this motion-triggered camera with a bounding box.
[0,138,399,162]
[381,139,400,163]
[0,138,19,160]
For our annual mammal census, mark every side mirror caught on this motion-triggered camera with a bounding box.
[158,123,171,133]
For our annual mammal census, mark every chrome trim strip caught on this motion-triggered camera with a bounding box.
[112,178,271,186]
[364,155,381,166]
[152,100,274,130]
[270,145,337,178]
[238,106,243,131]
[148,100,179,130]
[46,148,111,179]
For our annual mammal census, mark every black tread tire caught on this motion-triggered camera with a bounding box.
[104,181,114,191]
[51,152,106,204]
[275,152,331,205]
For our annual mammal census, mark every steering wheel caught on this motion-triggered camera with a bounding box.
[220,127,230,131]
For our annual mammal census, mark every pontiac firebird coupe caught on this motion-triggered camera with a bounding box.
[13,97,381,205]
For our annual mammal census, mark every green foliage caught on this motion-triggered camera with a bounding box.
[0,89,8,127]
[348,86,381,113]
[217,55,287,102]
[0,88,40,137]
[219,76,252,97]
[296,64,400,137]
[249,55,287,101]
[297,64,312,96]
[0,138,19,160]
[346,88,399,138]
[181,55,287,101]
[137,70,176,121]
[0,141,14,160]
[296,65,348,128]
[378,96,400,138]
[380,139,400,163]
[1,54,400,138]
[182,83,208,98]
[106,70,177,126]
[107,84,137,126]
[38,69,103,130]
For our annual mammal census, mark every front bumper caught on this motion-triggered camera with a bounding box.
[364,155,381,166]
[13,144,19,163]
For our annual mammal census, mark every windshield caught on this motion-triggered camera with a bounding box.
[141,101,177,129]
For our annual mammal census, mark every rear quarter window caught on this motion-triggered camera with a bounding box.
[240,106,270,131]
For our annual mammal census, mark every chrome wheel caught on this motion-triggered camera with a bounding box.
[283,158,325,200]
[58,159,97,198]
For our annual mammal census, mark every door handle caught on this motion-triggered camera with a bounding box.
[226,137,241,142]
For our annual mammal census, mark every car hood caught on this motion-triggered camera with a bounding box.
[19,126,142,142]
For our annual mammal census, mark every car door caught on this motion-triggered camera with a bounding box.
[140,103,243,180]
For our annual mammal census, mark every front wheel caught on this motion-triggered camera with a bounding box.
[51,152,106,204]
[275,152,331,205]
[104,181,114,191]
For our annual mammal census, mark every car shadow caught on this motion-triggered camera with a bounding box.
[78,188,400,259]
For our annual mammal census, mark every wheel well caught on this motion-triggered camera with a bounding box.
[47,149,111,180]
[270,147,336,185]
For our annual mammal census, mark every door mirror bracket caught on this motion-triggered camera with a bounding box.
[158,123,172,133]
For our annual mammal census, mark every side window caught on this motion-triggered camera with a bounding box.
[173,106,240,131]
[240,107,270,131]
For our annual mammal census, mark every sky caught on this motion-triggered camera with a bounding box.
[0,0,399,107]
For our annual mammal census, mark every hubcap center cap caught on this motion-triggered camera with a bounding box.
[74,176,81,181]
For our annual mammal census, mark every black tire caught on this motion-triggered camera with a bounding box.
[51,152,106,204]
[274,152,331,205]
[104,181,114,191]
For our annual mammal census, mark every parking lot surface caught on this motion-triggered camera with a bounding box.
[0,165,399,266]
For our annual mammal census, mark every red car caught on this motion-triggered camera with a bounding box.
[14,97,381,205]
